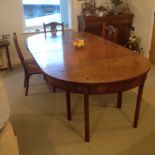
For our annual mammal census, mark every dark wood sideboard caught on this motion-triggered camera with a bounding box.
[77,14,134,45]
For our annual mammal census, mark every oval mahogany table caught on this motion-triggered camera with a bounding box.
[26,31,150,142]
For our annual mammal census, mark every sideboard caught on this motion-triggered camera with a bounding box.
[77,14,134,45]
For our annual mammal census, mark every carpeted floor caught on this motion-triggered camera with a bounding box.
[1,64,155,155]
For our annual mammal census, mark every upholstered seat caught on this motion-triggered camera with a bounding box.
[24,59,42,74]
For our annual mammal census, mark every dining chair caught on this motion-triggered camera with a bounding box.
[43,22,64,37]
[13,33,43,96]
[102,24,118,43]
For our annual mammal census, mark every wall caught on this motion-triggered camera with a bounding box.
[129,0,154,56]
[0,0,25,64]
[149,1,155,59]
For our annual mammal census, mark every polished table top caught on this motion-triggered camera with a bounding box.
[26,31,150,85]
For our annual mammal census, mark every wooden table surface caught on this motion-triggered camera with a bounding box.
[26,31,150,84]
[26,31,151,141]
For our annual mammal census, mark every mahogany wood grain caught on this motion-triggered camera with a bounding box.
[26,31,150,142]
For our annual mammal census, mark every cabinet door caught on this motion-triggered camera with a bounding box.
[85,21,103,36]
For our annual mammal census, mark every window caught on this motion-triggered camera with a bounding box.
[22,0,71,30]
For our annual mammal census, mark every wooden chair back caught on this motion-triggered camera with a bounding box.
[43,22,64,37]
[102,24,118,43]
[13,33,26,71]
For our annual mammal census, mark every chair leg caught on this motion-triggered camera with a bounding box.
[43,74,47,80]
[24,73,26,88]
[53,86,56,92]
[44,74,56,92]
[66,91,71,120]
[25,75,30,96]
[117,92,122,108]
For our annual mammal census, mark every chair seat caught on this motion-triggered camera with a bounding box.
[24,59,42,74]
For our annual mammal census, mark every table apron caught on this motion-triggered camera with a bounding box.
[46,73,147,94]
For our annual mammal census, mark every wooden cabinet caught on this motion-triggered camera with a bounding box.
[77,14,134,45]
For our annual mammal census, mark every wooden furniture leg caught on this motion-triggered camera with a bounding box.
[24,73,26,88]
[25,75,30,96]
[53,87,56,92]
[5,45,12,71]
[84,93,89,142]
[66,91,71,121]
[117,92,122,108]
[133,83,144,128]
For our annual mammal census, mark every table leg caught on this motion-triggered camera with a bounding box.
[5,46,12,71]
[133,83,144,128]
[117,92,122,108]
[53,87,56,92]
[66,91,71,121]
[84,93,89,142]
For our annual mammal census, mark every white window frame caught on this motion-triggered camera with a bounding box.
[21,0,73,33]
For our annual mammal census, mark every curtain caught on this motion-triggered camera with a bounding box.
[60,0,69,27]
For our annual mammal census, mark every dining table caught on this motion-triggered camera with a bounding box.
[26,31,151,142]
